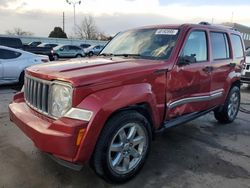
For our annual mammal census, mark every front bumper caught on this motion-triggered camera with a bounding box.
[241,76,250,84]
[9,98,88,162]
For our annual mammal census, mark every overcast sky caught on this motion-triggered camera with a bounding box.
[0,0,249,37]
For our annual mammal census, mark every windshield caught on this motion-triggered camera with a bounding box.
[101,28,179,60]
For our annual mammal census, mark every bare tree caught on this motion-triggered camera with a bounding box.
[75,15,98,40]
[6,28,33,36]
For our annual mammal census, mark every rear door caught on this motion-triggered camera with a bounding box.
[70,46,82,56]
[209,31,237,107]
[166,30,212,119]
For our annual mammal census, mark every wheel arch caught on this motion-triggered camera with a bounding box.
[72,84,162,163]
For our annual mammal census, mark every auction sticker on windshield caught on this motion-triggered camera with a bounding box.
[155,29,178,35]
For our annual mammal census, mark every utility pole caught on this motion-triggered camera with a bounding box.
[231,12,234,23]
[63,12,65,32]
[66,0,81,33]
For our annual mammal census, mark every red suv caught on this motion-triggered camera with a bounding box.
[9,23,245,183]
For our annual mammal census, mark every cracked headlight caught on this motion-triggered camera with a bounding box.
[51,82,72,118]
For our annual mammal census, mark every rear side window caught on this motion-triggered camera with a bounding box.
[231,34,244,58]
[182,31,207,62]
[210,32,230,60]
[70,46,81,50]
[0,49,22,59]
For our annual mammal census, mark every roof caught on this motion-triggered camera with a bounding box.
[131,23,241,34]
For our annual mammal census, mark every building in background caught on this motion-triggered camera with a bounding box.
[222,22,250,49]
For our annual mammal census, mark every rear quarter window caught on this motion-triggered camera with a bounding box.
[230,34,244,58]
[0,49,22,59]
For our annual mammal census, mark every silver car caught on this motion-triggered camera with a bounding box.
[84,45,104,56]
[0,45,49,85]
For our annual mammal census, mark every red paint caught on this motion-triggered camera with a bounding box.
[9,24,244,164]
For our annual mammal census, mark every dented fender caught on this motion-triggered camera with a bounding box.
[73,83,162,162]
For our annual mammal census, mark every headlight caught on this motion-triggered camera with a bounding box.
[51,82,72,118]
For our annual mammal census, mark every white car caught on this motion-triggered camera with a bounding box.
[241,49,250,85]
[0,45,49,85]
[84,45,104,56]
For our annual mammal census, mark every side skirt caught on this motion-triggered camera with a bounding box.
[156,106,218,133]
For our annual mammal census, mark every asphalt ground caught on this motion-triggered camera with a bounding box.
[0,84,250,188]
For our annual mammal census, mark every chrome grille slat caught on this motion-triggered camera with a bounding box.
[37,82,42,109]
[33,81,37,106]
[24,75,50,116]
[30,79,34,105]
[27,78,30,101]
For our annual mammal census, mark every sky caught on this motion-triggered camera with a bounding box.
[0,0,249,37]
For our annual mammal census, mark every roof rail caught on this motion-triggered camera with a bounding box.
[199,22,211,25]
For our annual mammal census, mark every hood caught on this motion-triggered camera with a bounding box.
[26,57,169,87]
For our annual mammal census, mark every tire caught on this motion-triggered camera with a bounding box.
[214,86,240,123]
[89,51,94,56]
[19,71,25,86]
[53,54,59,61]
[91,110,152,183]
[76,54,82,58]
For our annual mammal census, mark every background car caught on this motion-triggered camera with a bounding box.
[0,45,49,85]
[51,45,85,60]
[27,41,42,47]
[80,43,91,49]
[0,36,23,49]
[241,49,250,85]
[84,45,104,56]
[38,43,58,48]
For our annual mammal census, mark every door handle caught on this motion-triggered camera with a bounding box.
[202,66,214,73]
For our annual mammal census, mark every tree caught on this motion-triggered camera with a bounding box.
[49,27,67,38]
[6,28,33,36]
[75,15,98,40]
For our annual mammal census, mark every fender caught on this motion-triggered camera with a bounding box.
[72,83,163,163]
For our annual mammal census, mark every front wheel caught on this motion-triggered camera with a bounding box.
[53,54,59,61]
[88,51,94,56]
[214,86,240,123]
[76,54,82,58]
[91,111,152,183]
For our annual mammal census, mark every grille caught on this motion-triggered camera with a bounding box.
[24,75,50,114]
[245,72,250,77]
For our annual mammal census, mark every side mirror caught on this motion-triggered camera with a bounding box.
[59,48,64,51]
[178,54,196,65]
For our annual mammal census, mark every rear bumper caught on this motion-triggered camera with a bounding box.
[9,100,88,162]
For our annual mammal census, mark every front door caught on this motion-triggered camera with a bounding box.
[166,30,211,119]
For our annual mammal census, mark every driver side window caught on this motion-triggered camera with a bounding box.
[182,31,208,63]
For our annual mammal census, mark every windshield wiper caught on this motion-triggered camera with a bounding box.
[114,53,141,57]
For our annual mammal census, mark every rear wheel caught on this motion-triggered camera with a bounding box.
[214,86,240,123]
[91,111,152,183]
